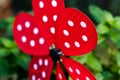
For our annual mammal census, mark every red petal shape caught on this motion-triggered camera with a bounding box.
[56,62,66,80]
[29,56,54,80]
[55,8,98,56]
[13,13,51,56]
[61,57,96,80]
[32,0,65,43]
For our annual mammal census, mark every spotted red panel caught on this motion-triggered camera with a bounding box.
[32,0,65,43]
[55,8,98,56]
[29,56,54,80]
[61,57,96,80]
[56,62,66,80]
[13,13,51,56]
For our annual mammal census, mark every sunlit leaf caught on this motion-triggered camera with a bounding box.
[97,23,110,34]
[86,54,103,72]
[0,38,15,48]
[113,16,120,31]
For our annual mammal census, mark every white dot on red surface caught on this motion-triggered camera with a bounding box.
[82,35,88,42]
[86,77,90,80]
[59,73,62,79]
[68,67,73,73]
[21,36,27,43]
[44,59,48,66]
[33,28,39,35]
[17,24,22,31]
[42,71,46,78]
[39,1,44,8]
[39,37,45,45]
[74,41,80,48]
[25,21,30,28]
[30,40,35,47]
[42,15,48,22]
[37,78,41,80]
[76,78,80,80]
[33,64,38,70]
[53,15,57,21]
[64,42,70,48]
[80,21,86,28]
[76,69,80,75]
[50,27,55,34]
[39,59,43,66]
[51,0,57,7]
[68,20,74,27]
[63,30,69,36]
[32,75,36,80]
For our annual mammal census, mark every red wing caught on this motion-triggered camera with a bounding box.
[32,0,65,43]
[55,8,98,56]
[29,56,54,80]
[61,57,96,80]
[56,63,66,80]
[13,13,51,56]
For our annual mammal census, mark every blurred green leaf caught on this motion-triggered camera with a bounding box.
[113,16,120,31]
[97,23,110,34]
[10,47,20,56]
[109,29,120,48]
[16,54,30,70]
[71,54,88,64]
[0,38,15,48]
[103,11,114,26]
[86,54,103,72]
[115,52,120,66]
[98,35,105,44]
[95,73,104,80]
[0,48,8,57]
[89,5,106,23]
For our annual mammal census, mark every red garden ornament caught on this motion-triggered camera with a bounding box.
[13,0,98,80]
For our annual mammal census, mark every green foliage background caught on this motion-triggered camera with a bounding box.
[0,0,120,80]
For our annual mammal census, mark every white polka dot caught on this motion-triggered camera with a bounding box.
[44,59,48,66]
[64,42,70,48]
[82,35,88,42]
[50,27,55,34]
[86,77,90,80]
[25,21,30,28]
[39,59,43,66]
[33,64,38,70]
[21,36,27,43]
[76,78,80,80]
[53,15,57,21]
[33,28,39,35]
[80,21,86,28]
[42,15,48,22]
[32,75,36,80]
[39,1,44,8]
[52,0,57,7]
[63,30,69,36]
[39,38,45,45]
[74,41,80,48]
[76,69,80,75]
[30,40,35,47]
[42,71,46,78]
[68,20,74,27]
[59,73,62,79]
[37,78,41,80]
[17,24,22,31]
[68,67,73,73]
